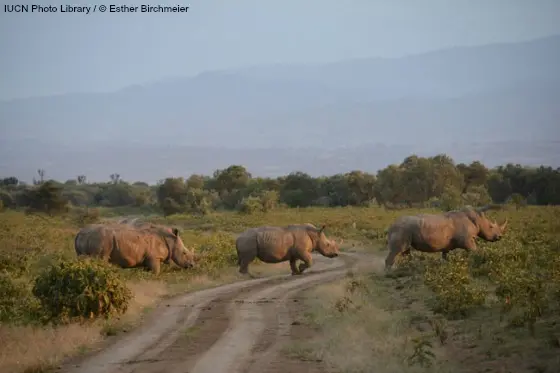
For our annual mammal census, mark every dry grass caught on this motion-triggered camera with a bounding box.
[0,323,101,373]
[0,279,167,373]
[0,263,298,373]
[285,255,455,373]
[3,205,559,372]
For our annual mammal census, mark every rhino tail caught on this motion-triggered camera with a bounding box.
[74,232,81,255]
[235,238,241,265]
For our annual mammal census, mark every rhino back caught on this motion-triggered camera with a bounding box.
[75,225,114,257]
[256,228,295,261]
[414,214,461,250]
[286,228,314,250]
[110,228,168,267]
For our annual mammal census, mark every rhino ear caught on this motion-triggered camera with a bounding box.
[172,228,179,237]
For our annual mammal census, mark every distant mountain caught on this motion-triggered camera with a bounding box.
[2,141,559,185]
[1,34,559,182]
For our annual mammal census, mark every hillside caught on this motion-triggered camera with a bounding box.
[1,35,559,182]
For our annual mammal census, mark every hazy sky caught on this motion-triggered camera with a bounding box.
[1,0,560,100]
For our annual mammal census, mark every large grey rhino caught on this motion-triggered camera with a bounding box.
[235,224,341,276]
[384,205,508,270]
[74,223,196,275]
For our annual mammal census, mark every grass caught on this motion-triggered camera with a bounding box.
[287,205,560,373]
[1,205,559,372]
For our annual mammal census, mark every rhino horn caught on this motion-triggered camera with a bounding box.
[339,238,344,245]
[319,225,326,234]
[500,218,508,232]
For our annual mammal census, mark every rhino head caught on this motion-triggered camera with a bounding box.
[315,225,340,258]
[168,228,196,269]
[474,205,508,242]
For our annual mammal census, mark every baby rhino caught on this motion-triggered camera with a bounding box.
[385,205,508,270]
[235,224,341,276]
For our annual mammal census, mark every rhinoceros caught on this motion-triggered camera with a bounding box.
[114,218,175,263]
[235,224,341,276]
[74,223,196,275]
[384,205,508,270]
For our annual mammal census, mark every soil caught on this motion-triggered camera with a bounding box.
[60,252,369,373]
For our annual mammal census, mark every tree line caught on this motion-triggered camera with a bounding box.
[0,154,559,215]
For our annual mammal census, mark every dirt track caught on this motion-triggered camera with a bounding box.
[61,252,370,373]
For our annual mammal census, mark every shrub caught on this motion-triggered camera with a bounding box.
[0,248,34,277]
[508,193,527,209]
[0,274,36,323]
[439,186,463,211]
[237,196,263,214]
[260,190,279,212]
[32,258,133,323]
[423,255,487,318]
[194,232,238,272]
[72,207,101,227]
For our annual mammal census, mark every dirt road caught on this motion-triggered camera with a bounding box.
[61,252,368,373]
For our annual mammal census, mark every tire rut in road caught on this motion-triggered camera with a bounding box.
[63,256,355,373]
[62,274,292,373]
[240,253,363,373]
[121,277,293,373]
[189,268,351,373]
[123,258,355,373]
[240,286,308,373]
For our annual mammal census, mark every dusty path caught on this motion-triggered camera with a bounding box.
[61,251,370,373]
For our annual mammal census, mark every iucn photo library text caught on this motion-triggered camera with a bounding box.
[4,4,190,13]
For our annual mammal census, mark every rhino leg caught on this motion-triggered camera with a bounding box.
[441,250,449,261]
[461,237,478,255]
[385,232,411,270]
[145,256,161,275]
[384,243,408,270]
[297,252,313,274]
[289,257,301,276]
[238,253,255,275]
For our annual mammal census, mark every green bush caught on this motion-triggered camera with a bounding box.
[237,196,263,214]
[32,258,133,323]
[0,249,34,277]
[72,207,101,227]
[0,274,38,323]
[194,232,238,272]
[423,256,487,319]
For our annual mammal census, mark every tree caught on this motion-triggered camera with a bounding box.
[214,165,252,193]
[156,178,187,215]
[279,171,319,207]
[0,177,19,187]
[186,174,206,190]
[429,154,464,199]
[345,170,377,206]
[26,180,68,215]
[109,173,121,184]
[457,161,489,193]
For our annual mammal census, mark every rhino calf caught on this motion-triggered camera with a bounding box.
[385,205,508,270]
[74,223,196,275]
[235,224,341,276]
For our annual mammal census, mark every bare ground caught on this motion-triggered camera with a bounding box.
[57,251,373,373]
